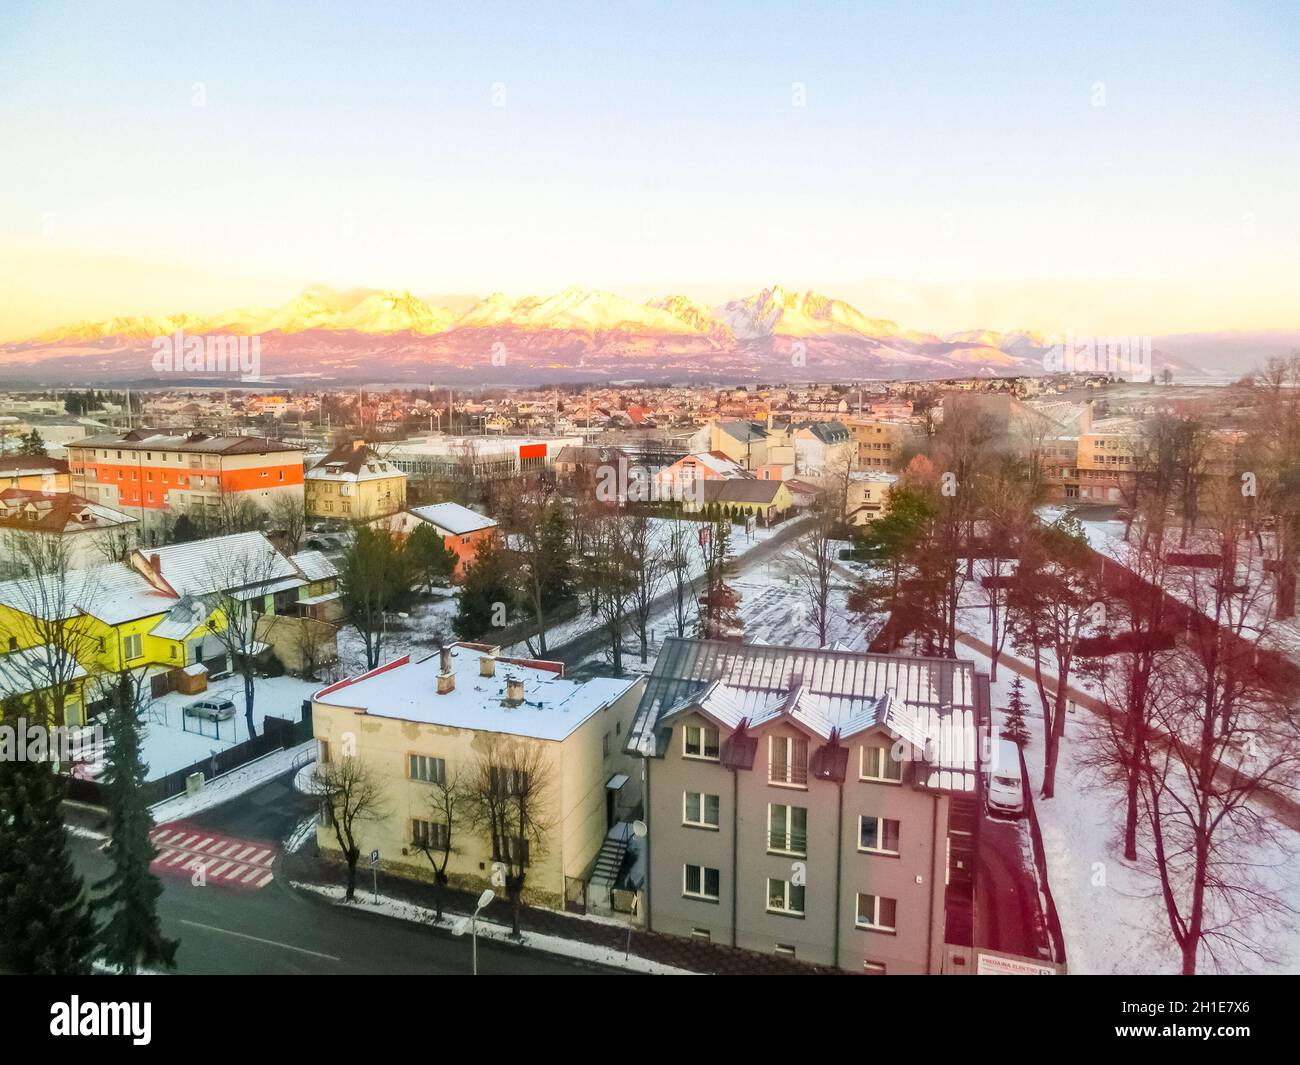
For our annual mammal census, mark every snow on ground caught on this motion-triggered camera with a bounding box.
[148,740,315,820]
[335,594,459,676]
[961,641,1300,974]
[292,881,691,975]
[129,674,320,782]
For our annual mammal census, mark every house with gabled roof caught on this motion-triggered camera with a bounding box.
[628,637,988,974]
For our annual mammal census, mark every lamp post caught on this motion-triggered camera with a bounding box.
[624,820,648,960]
[453,888,497,975]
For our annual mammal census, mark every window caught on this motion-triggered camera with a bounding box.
[683,791,720,829]
[318,739,331,764]
[683,723,719,760]
[411,818,449,850]
[766,878,805,916]
[768,804,807,855]
[860,744,903,783]
[775,943,796,957]
[683,864,720,901]
[691,927,711,941]
[863,961,887,975]
[123,633,142,661]
[408,754,446,784]
[858,815,901,855]
[769,734,808,786]
[602,732,611,757]
[856,893,898,932]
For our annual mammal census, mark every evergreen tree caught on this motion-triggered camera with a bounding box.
[170,514,200,544]
[1000,674,1032,746]
[92,675,178,974]
[453,538,513,638]
[407,523,458,593]
[0,696,98,974]
[19,429,47,457]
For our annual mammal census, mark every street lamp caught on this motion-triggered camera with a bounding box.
[453,888,497,975]
[624,820,648,960]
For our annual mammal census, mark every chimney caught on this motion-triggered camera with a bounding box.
[149,553,161,575]
[505,676,524,706]
[440,646,453,673]
[437,670,455,695]
[480,655,496,678]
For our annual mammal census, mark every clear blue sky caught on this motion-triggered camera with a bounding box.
[1,0,1297,336]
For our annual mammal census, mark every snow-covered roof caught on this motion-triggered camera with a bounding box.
[407,502,498,537]
[0,562,172,625]
[0,645,88,697]
[314,643,640,742]
[290,550,337,583]
[138,532,300,597]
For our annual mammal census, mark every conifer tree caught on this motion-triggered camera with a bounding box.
[92,675,178,974]
[1000,674,1032,746]
[0,695,98,974]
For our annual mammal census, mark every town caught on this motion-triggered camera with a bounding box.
[1,365,1296,982]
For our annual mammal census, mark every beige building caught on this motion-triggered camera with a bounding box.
[312,643,645,907]
[628,639,984,974]
[305,440,407,521]
[846,417,915,473]
[845,471,899,526]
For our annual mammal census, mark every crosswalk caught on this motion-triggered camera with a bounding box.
[149,823,277,890]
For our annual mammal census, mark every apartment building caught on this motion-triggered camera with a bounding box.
[628,638,985,974]
[846,418,915,473]
[845,471,898,525]
[305,440,407,521]
[0,455,71,493]
[1075,427,1138,503]
[311,644,645,908]
[66,429,305,542]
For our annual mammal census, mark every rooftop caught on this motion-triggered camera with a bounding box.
[314,643,640,741]
[70,430,304,455]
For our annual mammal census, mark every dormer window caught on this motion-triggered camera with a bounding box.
[683,723,719,760]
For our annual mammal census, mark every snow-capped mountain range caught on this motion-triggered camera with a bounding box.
[1,284,1204,384]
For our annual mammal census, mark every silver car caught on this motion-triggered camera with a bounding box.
[183,697,237,722]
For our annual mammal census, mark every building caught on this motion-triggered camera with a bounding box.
[370,502,499,578]
[311,643,646,908]
[66,429,305,543]
[1075,425,1139,503]
[793,420,854,477]
[627,638,984,974]
[305,440,407,521]
[0,455,71,493]
[846,418,915,473]
[699,478,793,522]
[385,434,582,484]
[0,490,138,571]
[688,420,769,471]
[0,531,338,720]
[845,471,899,526]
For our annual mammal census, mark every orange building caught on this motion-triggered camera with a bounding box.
[369,501,498,580]
[67,429,305,544]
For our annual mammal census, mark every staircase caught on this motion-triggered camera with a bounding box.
[586,823,632,911]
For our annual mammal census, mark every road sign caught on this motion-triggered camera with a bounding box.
[369,849,380,866]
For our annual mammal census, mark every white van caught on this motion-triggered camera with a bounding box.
[986,738,1024,818]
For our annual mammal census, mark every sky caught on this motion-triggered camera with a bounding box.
[1,0,1297,340]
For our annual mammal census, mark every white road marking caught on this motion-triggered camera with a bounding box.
[179,919,340,961]
[210,861,233,877]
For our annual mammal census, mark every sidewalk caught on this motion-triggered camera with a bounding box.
[282,844,841,975]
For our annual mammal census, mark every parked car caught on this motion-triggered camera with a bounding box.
[183,697,237,722]
[985,738,1025,818]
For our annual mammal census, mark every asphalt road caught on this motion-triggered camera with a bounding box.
[66,775,618,976]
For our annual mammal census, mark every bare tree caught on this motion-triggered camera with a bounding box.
[0,532,102,727]
[663,504,698,639]
[204,537,294,739]
[409,764,465,922]
[586,507,636,674]
[465,735,554,937]
[268,493,307,554]
[625,510,667,662]
[793,499,837,647]
[311,755,390,902]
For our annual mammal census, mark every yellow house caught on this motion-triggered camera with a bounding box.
[699,478,794,521]
[305,441,407,522]
[311,643,645,907]
[0,455,71,493]
[846,471,899,526]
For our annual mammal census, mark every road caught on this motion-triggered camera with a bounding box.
[551,515,813,670]
[66,774,617,976]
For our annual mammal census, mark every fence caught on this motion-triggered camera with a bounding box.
[64,712,312,809]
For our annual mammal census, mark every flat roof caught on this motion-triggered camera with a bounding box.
[315,643,640,742]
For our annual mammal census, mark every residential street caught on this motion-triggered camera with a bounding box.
[64,776,619,976]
